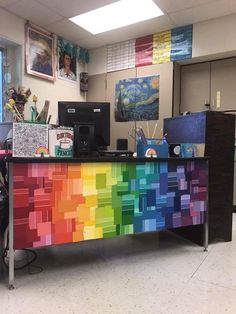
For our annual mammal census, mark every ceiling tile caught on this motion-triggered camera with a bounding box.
[75,35,107,50]
[45,19,92,43]
[3,0,236,50]
[169,0,236,26]
[6,0,63,26]
[36,0,118,18]
[96,15,175,45]
[46,15,174,49]
[0,0,18,7]
[154,0,216,14]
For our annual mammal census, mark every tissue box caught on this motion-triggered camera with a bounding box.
[49,128,73,157]
[13,122,49,157]
[137,139,168,158]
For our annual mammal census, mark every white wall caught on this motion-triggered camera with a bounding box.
[21,46,86,124]
[87,13,236,153]
[0,8,86,124]
[0,8,24,45]
[2,6,236,123]
[88,13,236,76]
[23,73,85,124]
[88,47,107,76]
[193,14,236,59]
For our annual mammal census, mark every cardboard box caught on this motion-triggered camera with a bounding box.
[13,122,49,157]
[49,128,73,157]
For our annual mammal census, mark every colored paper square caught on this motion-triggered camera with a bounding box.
[37,222,51,236]
[135,35,153,67]
[153,30,171,64]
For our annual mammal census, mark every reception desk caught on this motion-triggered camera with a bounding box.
[7,157,208,288]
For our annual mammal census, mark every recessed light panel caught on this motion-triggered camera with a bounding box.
[69,0,164,35]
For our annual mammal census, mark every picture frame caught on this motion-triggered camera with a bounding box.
[25,24,55,81]
[58,38,77,82]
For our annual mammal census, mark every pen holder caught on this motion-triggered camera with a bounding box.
[137,139,169,158]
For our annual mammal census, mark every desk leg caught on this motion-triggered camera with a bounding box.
[8,163,14,290]
[0,231,3,276]
[203,209,208,252]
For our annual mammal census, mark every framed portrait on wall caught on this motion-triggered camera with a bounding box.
[25,24,55,81]
[58,37,77,82]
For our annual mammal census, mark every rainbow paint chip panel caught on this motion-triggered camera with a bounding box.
[13,160,207,249]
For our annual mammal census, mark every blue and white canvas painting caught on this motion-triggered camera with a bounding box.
[115,75,159,121]
[170,25,192,61]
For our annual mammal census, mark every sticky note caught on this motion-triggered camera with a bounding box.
[216,91,221,108]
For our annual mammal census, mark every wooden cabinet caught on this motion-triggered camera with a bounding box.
[164,111,235,244]
[180,57,236,113]
[180,63,211,113]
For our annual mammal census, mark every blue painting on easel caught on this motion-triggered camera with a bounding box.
[115,75,159,121]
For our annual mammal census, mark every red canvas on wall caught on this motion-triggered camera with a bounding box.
[135,35,153,67]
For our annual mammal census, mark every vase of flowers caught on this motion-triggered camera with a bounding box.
[5,86,31,121]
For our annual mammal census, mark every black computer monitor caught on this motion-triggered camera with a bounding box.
[58,101,110,151]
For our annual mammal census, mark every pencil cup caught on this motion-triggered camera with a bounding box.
[137,139,169,158]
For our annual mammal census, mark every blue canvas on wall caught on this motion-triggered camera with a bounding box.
[170,25,193,61]
[115,75,159,121]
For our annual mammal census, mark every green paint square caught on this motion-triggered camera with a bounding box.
[96,173,107,189]
[114,207,122,225]
[122,212,134,225]
[123,171,129,182]
[120,224,134,235]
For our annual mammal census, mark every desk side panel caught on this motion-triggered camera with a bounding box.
[12,161,207,249]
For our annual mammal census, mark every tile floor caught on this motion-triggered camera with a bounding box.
[1,215,236,314]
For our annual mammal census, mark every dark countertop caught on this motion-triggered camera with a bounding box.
[5,156,208,163]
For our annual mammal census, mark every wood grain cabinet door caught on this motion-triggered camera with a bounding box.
[180,62,211,113]
[211,58,236,111]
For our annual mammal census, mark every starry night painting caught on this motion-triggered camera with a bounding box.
[115,75,159,121]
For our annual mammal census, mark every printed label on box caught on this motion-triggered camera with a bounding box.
[49,129,73,157]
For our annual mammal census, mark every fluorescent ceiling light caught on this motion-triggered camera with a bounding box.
[69,0,164,35]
